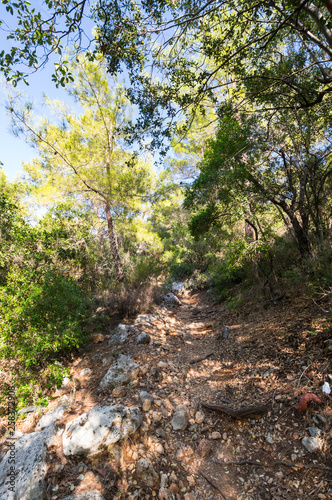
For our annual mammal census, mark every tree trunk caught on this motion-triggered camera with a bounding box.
[105,203,124,281]
[289,213,311,257]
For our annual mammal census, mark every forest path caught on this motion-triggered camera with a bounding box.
[7,288,332,499]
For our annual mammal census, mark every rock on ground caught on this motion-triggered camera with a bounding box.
[135,333,151,344]
[99,355,140,389]
[140,391,154,411]
[302,436,323,452]
[0,423,57,500]
[62,405,142,456]
[163,293,182,306]
[35,405,66,431]
[136,458,159,488]
[108,324,134,345]
[171,405,189,431]
[135,314,156,324]
[61,491,105,500]
[172,282,186,295]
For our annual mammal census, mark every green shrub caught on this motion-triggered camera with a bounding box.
[0,267,90,367]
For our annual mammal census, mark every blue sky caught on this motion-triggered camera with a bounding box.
[0,2,95,181]
[0,69,70,181]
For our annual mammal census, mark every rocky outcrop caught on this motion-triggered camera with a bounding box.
[99,355,140,389]
[0,423,57,500]
[62,405,142,456]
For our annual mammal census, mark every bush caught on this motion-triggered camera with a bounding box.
[0,267,91,367]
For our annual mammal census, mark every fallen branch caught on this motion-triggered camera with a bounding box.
[215,459,332,471]
[202,403,268,418]
[200,471,227,499]
[189,351,214,364]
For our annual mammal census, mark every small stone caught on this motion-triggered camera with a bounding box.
[308,427,321,438]
[80,368,92,376]
[196,438,212,457]
[112,386,127,398]
[322,382,331,394]
[158,361,168,369]
[169,484,179,494]
[275,471,284,479]
[155,428,166,438]
[140,391,154,411]
[92,333,104,343]
[136,458,159,488]
[184,494,196,500]
[211,432,221,440]
[266,433,274,444]
[222,433,227,440]
[171,405,189,431]
[155,443,164,455]
[187,476,195,487]
[291,454,297,462]
[221,326,230,339]
[302,436,322,452]
[136,333,151,345]
[61,377,72,389]
[195,411,204,424]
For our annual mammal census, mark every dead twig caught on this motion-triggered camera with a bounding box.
[189,351,214,364]
[214,458,332,471]
[202,403,268,418]
[200,471,227,499]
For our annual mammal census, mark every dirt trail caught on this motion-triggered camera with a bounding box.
[5,288,332,499]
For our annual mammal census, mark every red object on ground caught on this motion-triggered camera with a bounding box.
[297,393,322,412]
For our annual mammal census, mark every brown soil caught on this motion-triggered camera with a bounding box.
[1,289,332,499]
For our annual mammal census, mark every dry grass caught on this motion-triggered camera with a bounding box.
[104,280,164,318]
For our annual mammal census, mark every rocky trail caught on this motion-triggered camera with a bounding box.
[0,286,332,499]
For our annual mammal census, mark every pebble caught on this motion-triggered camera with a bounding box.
[171,405,189,431]
[92,333,104,343]
[80,368,92,376]
[184,494,196,500]
[308,427,321,438]
[136,458,159,488]
[187,476,195,487]
[197,438,212,457]
[322,381,331,394]
[112,386,127,397]
[136,333,151,344]
[266,433,274,444]
[169,483,179,493]
[155,428,166,438]
[211,431,221,440]
[195,411,204,424]
[140,391,154,411]
[155,443,164,455]
[302,436,322,452]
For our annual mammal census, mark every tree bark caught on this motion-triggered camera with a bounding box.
[289,213,311,256]
[105,202,124,281]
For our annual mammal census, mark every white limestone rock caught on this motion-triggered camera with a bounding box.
[0,423,57,500]
[62,405,142,456]
[163,293,182,306]
[108,324,134,345]
[35,405,66,431]
[99,355,140,389]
